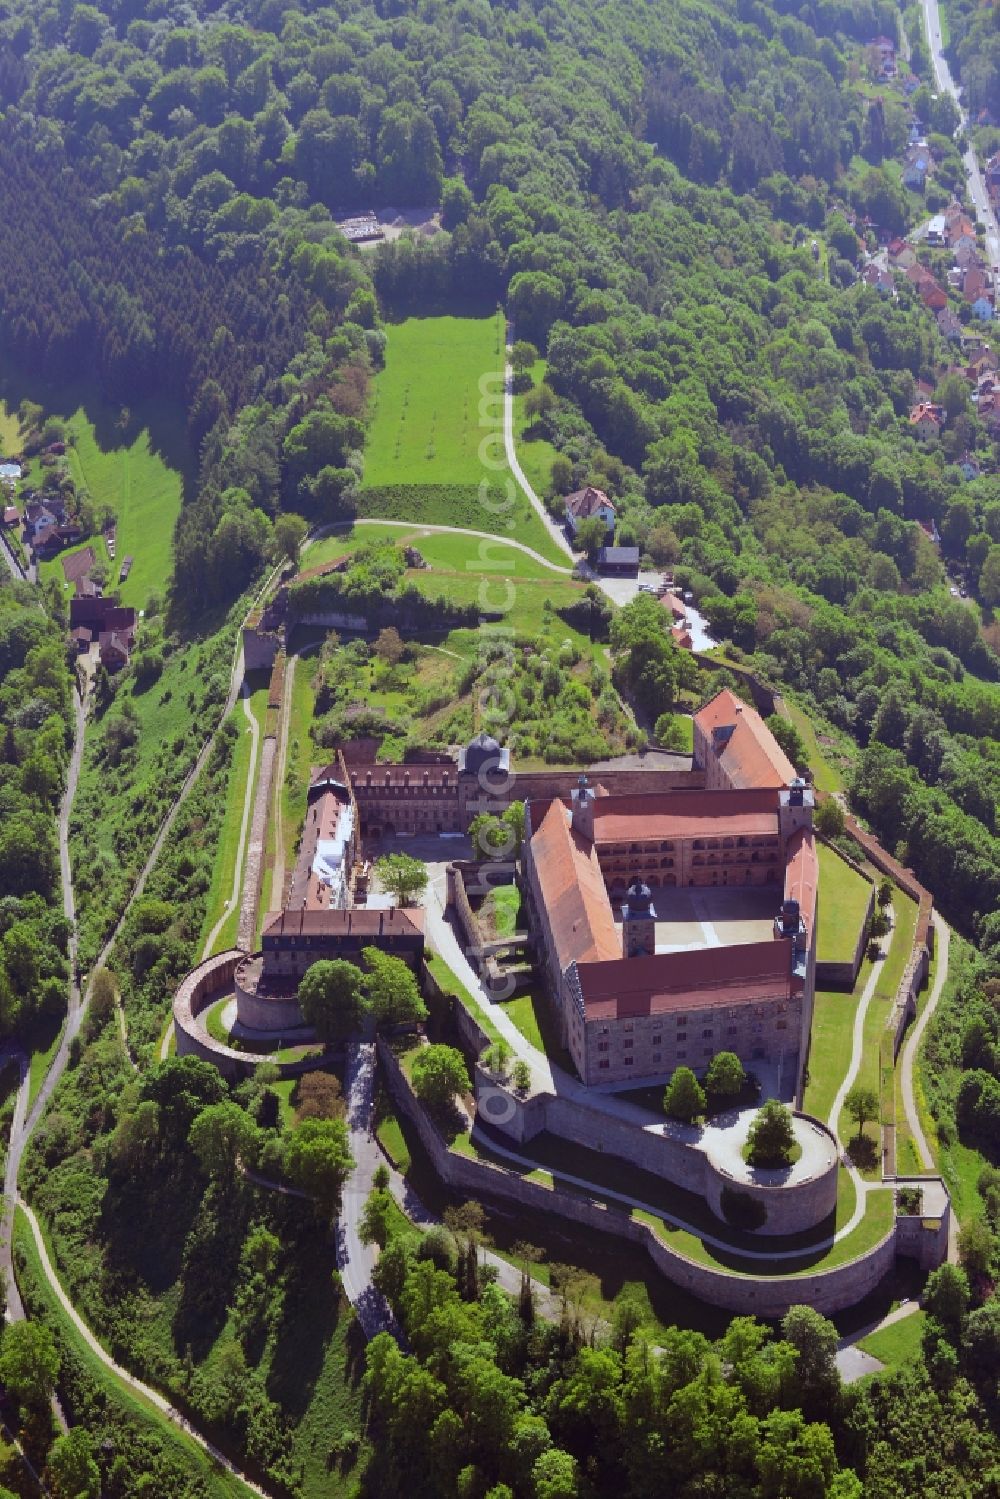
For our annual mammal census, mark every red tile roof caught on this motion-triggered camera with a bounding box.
[262,908,424,939]
[784,827,818,933]
[694,689,797,789]
[564,485,615,520]
[576,940,795,1020]
[529,799,620,970]
[590,787,779,843]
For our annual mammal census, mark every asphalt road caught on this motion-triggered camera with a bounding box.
[336,1042,404,1341]
[921,0,1000,268]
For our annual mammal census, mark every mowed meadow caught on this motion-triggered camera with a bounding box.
[360,313,567,564]
[0,350,186,610]
[363,313,506,486]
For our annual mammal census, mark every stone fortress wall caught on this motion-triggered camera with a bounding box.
[475,1071,840,1238]
[174,949,332,1081]
[379,1039,904,1318]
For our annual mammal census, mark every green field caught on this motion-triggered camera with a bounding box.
[199,674,269,956]
[359,315,567,564]
[804,972,872,1125]
[512,358,559,498]
[0,398,20,452]
[859,1309,926,1369]
[0,350,188,606]
[816,842,872,966]
[784,699,848,793]
[502,989,574,1070]
[364,313,505,486]
[41,410,184,610]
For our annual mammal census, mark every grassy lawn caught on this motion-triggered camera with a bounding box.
[359,314,567,565]
[202,996,233,1046]
[199,674,269,956]
[376,1112,412,1174]
[835,892,918,1169]
[480,884,522,939]
[364,313,506,486]
[782,702,848,794]
[486,1120,892,1276]
[859,1308,926,1368]
[816,842,872,967]
[424,950,504,1045]
[0,347,189,608]
[804,968,871,1124]
[54,410,183,610]
[13,1209,253,1499]
[501,988,574,1071]
[512,358,559,499]
[0,398,20,451]
[27,1013,65,1110]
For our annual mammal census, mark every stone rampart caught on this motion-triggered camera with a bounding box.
[380,1040,899,1317]
[174,949,332,1081]
[234,954,304,1032]
[478,1076,839,1237]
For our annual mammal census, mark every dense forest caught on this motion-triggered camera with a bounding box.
[0,577,75,1043]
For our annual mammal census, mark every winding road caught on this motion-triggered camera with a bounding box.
[899,914,951,1172]
[921,0,1000,266]
[2,567,283,1497]
[502,332,575,563]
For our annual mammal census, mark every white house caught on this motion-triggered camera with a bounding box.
[564,485,616,539]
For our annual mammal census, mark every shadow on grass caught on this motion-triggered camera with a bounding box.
[847,1134,880,1172]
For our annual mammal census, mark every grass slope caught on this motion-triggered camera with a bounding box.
[360,315,567,565]
[859,1309,926,1369]
[199,673,269,955]
[364,313,506,486]
[56,412,182,610]
[13,1209,249,1499]
[816,842,872,966]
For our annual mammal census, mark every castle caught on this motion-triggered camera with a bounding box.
[523,691,818,1097]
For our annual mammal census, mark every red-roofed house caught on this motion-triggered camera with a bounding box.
[563,485,616,540]
[910,401,943,439]
[692,689,797,791]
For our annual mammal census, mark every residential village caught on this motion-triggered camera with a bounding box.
[0,444,138,671]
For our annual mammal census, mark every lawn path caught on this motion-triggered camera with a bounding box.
[503,329,575,563]
[17,1202,269,1498]
[319,516,573,575]
[899,914,951,1172]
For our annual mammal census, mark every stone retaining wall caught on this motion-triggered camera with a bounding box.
[174,949,331,1081]
[476,1072,839,1237]
[380,1040,898,1317]
[234,954,303,1031]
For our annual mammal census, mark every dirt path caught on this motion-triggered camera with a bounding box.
[899,914,951,1171]
[17,1201,268,1498]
